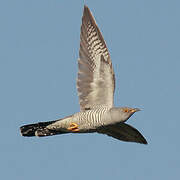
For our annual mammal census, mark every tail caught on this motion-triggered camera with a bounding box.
[20,120,67,137]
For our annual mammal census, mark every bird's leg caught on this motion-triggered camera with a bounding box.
[67,123,79,132]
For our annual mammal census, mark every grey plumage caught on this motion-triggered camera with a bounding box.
[20,5,147,144]
[78,7,115,110]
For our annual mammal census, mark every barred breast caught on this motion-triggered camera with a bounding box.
[72,106,111,131]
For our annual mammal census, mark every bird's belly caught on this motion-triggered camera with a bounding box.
[73,110,111,131]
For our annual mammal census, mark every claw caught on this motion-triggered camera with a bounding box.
[67,123,79,132]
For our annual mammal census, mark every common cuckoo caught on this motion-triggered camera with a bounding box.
[20,5,147,144]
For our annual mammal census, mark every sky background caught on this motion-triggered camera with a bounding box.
[0,0,180,179]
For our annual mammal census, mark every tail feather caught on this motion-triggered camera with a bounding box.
[20,120,67,137]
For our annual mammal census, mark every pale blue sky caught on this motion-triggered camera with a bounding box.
[1,0,180,179]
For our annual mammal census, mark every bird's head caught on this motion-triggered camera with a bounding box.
[109,107,141,123]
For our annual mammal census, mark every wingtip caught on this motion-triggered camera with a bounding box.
[84,5,88,10]
[83,5,90,16]
[141,137,148,145]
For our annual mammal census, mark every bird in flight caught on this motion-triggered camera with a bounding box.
[20,5,147,144]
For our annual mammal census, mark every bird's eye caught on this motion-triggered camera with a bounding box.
[123,108,129,113]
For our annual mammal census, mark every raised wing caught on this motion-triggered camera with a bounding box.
[77,5,115,111]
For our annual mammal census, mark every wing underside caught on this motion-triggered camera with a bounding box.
[77,6,115,111]
[97,123,147,144]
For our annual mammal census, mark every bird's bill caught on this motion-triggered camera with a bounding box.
[131,108,141,113]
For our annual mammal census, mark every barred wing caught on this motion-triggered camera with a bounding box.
[77,6,115,111]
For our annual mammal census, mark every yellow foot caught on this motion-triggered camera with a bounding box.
[67,123,79,132]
